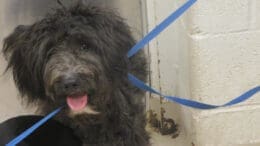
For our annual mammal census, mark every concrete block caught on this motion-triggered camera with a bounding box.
[192,105,260,146]
[190,31,260,105]
[252,0,260,30]
[190,0,249,34]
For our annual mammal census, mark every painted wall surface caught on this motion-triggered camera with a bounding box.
[189,1,260,145]
[145,0,192,145]
[146,0,260,145]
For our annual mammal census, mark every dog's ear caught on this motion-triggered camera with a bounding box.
[2,24,56,103]
[3,25,29,60]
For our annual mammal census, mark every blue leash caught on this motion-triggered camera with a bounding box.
[127,0,197,58]
[128,74,260,109]
[6,0,259,145]
[5,107,62,146]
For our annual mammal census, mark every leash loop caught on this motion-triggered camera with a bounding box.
[128,73,260,109]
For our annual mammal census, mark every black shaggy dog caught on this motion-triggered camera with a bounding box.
[2,2,149,146]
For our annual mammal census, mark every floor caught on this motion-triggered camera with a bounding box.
[148,127,190,146]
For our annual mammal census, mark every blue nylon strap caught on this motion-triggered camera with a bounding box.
[128,73,260,109]
[224,86,260,106]
[127,0,197,58]
[6,107,62,146]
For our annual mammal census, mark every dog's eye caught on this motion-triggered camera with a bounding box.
[81,44,88,51]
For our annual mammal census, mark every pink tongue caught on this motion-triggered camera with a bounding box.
[66,95,88,111]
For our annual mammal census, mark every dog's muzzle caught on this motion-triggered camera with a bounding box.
[51,73,96,112]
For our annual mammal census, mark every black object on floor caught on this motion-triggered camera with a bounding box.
[0,115,82,146]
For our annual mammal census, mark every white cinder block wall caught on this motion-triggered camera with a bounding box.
[145,0,260,146]
[189,1,260,146]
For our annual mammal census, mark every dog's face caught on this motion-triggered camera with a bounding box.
[44,34,110,116]
[2,5,136,116]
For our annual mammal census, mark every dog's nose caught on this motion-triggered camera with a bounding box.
[53,74,84,95]
[63,78,80,90]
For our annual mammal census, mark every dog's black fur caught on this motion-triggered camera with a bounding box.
[0,116,82,146]
[2,2,149,146]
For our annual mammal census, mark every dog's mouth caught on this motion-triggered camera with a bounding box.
[66,94,88,111]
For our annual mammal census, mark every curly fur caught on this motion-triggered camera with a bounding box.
[2,2,149,146]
